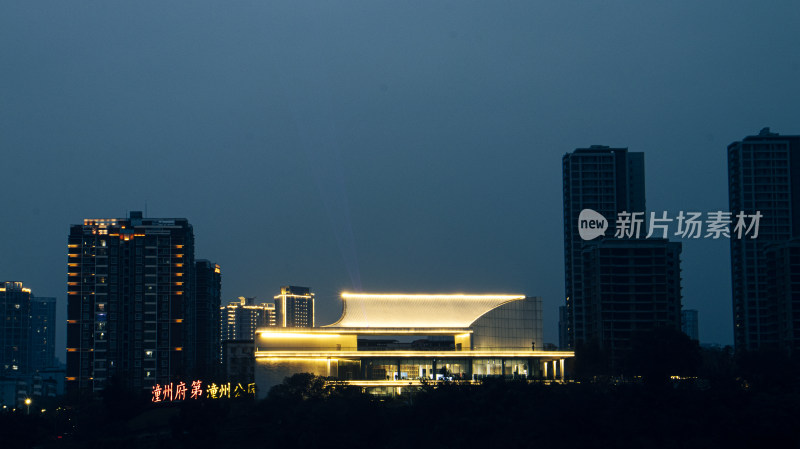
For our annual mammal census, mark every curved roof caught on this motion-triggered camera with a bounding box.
[325,293,525,328]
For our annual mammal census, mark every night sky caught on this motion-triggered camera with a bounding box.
[2,1,799,361]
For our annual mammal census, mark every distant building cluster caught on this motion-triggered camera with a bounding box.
[64,211,317,398]
[219,286,314,384]
[559,127,800,361]
[0,281,60,407]
[219,286,315,342]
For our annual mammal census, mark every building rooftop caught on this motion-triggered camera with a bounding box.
[324,293,525,328]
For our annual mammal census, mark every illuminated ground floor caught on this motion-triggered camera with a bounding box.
[254,351,572,397]
[253,292,573,397]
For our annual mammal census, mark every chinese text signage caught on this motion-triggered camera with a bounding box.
[579,209,762,241]
[152,380,256,403]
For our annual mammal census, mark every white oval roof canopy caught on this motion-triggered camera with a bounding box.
[326,293,526,328]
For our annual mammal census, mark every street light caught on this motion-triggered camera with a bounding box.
[24,398,31,415]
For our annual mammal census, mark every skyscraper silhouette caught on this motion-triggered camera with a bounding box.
[728,128,800,352]
[193,260,222,379]
[562,146,645,349]
[562,147,682,369]
[30,296,57,372]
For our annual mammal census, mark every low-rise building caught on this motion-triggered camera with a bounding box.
[255,293,573,396]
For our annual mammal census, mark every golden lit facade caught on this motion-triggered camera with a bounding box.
[221,297,277,341]
[274,286,314,328]
[255,293,573,395]
[330,293,524,328]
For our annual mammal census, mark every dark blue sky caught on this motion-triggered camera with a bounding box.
[2,1,799,359]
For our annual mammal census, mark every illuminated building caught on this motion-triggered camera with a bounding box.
[221,297,276,341]
[728,128,800,351]
[274,286,314,328]
[67,211,218,397]
[0,284,59,408]
[1,282,32,378]
[255,293,572,395]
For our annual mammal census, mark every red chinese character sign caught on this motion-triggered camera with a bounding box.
[190,380,202,399]
[175,381,187,401]
[151,380,256,403]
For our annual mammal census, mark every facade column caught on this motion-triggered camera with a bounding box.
[543,360,549,379]
[560,359,565,381]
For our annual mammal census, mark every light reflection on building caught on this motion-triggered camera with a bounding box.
[274,286,314,328]
[221,297,276,342]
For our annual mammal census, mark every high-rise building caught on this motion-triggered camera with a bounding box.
[728,128,800,352]
[681,309,699,341]
[1,282,32,378]
[274,286,314,328]
[67,211,218,397]
[765,241,800,352]
[562,147,684,370]
[30,296,57,372]
[581,239,682,367]
[562,146,646,349]
[193,260,222,378]
[220,297,276,342]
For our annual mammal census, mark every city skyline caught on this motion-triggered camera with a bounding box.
[1,129,790,363]
[3,2,800,358]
